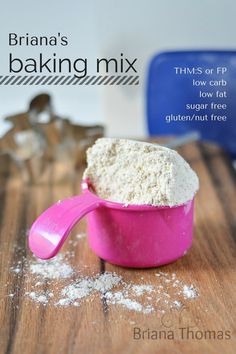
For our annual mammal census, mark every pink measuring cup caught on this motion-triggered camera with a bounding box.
[29,179,194,268]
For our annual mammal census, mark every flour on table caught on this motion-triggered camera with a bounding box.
[29,254,73,279]
[9,253,199,314]
[131,284,154,296]
[26,292,50,305]
[76,232,86,240]
[182,285,198,299]
[57,272,122,306]
[83,138,199,206]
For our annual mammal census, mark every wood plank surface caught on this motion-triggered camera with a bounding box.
[0,140,235,354]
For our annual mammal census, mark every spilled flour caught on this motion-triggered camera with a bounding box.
[8,242,199,314]
[83,138,199,206]
[29,255,74,279]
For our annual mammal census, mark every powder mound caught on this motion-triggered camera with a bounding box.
[57,272,122,306]
[182,285,198,299]
[83,138,199,206]
[29,254,73,279]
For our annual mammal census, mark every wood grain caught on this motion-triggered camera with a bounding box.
[0,140,235,354]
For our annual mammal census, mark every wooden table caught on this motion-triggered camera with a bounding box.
[0,140,235,354]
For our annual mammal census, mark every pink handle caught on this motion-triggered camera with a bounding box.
[28,192,101,259]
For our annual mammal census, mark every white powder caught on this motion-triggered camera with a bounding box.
[83,138,199,206]
[58,279,93,305]
[57,272,122,306]
[27,264,198,311]
[12,267,21,273]
[132,284,154,296]
[173,300,182,308]
[104,291,155,313]
[76,232,86,240]
[182,285,198,299]
[93,272,122,293]
[10,251,199,314]
[29,254,73,279]
[105,291,144,312]
[27,292,49,305]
